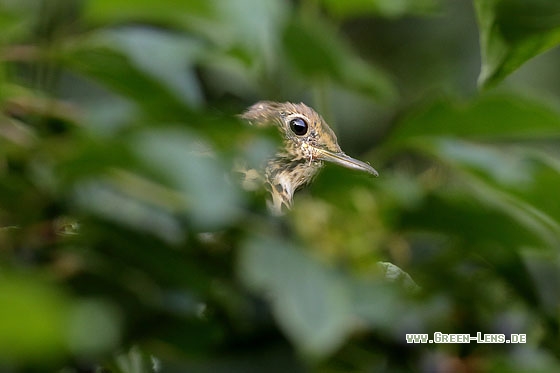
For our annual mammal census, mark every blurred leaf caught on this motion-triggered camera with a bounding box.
[0,0,37,42]
[85,0,288,70]
[398,192,544,304]
[201,0,288,59]
[97,28,205,108]
[0,274,68,363]
[78,220,213,297]
[72,177,186,245]
[59,35,194,120]
[239,234,429,358]
[131,128,243,229]
[410,138,560,249]
[283,17,397,102]
[83,0,212,26]
[320,0,440,18]
[475,0,560,88]
[0,273,120,364]
[377,261,420,292]
[350,281,450,337]
[393,135,560,306]
[386,94,560,147]
[66,299,121,356]
[0,115,37,149]
[239,234,356,358]
[428,143,560,229]
[522,249,560,314]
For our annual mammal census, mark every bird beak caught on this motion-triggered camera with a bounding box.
[315,148,379,177]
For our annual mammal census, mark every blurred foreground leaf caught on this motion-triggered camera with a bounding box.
[283,17,397,103]
[0,273,120,365]
[475,0,560,88]
[60,32,197,120]
[239,234,355,358]
[131,128,243,229]
[319,0,440,18]
[84,0,212,26]
[0,274,67,363]
[379,93,560,316]
[239,234,423,359]
[387,94,560,145]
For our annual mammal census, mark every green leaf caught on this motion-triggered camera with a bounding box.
[239,234,355,358]
[0,273,120,363]
[84,0,288,65]
[130,128,243,229]
[386,94,560,147]
[283,17,397,102]
[475,0,560,88]
[412,138,560,249]
[98,28,205,108]
[0,7,31,43]
[58,30,201,119]
[0,274,68,362]
[83,0,212,26]
[522,249,560,314]
[385,95,560,248]
[397,190,544,304]
[319,0,440,18]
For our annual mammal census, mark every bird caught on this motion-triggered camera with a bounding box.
[240,101,378,215]
[240,102,418,289]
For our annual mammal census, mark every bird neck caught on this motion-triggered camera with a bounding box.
[265,155,323,214]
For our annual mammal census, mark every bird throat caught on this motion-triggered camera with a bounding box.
[265,153,323,214]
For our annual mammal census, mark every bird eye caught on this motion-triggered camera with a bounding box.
[289,117,308,136]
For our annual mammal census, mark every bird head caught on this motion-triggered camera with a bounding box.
[241,101,378,213]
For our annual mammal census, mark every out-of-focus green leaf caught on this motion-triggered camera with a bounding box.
[320,0,440,18]
[517,150,560,225]
[398,192,544,304]
[351,281,450,336]
[0,274,120,364]
[201,0,288,59]
[131,128,243,229]
[283,17,397,102]
[239,234,431,357]
[475,0,560,88]
[85,0,288,70]
[72,177,187,245]
[0,0,37,42]
[0,274,67,362]
[98,28,205,108]
[386,94,560,147]
[489,346,560,372]
[522,249,560,314]
[59,36,194,120]
[412,138,560,249]
[83,0,212,26]
[377,261,420,292]
[66,299,121,356]
[239,234,355,358]
[0,12,26,43]
[426,142,560,230]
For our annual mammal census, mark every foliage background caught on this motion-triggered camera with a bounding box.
[1,0,560,371]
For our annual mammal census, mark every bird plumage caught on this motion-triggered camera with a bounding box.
[241,101,378,214]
